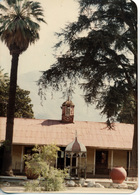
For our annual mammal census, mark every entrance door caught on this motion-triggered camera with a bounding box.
[95,150,109,175]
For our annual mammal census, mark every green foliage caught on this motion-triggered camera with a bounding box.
[24,180,41,192]
[0,140,11,151]
[0,66,34,118]
[41,167,67,191]
[38,0,137,124]
[32,144,60,165]
[0,66,9,115]
[24,144,68,192]
[24,168,67,192]
[0,0,46,54]
[24,144,60,176]
[0,140,11,174]
[116,94,136,124]
[14,87,34,118]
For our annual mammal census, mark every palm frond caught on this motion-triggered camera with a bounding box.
[0,4,8,11]
[5,0,16,6]
[0,0,46,54]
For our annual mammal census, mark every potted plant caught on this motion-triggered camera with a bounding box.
[24,144,60,179]
[24,161,40,179]
[24,150,41,179]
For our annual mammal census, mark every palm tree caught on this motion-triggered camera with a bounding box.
[0,0,46,175]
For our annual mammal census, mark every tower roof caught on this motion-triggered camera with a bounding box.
[62,100,74,107]
[65,136,87,153]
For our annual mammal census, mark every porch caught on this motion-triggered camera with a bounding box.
[11,145,131,177]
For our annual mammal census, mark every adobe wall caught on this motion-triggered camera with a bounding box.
[113,150,127,169]
[86,147,128,176]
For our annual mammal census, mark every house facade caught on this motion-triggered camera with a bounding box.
[0,100,134,177]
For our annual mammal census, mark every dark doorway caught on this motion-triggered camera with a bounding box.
[24,146,34,155]
[95,150,109,175]
[57,147,65,169]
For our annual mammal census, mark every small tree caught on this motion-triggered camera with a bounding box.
[0,67,34,118]
[24,144,68,192]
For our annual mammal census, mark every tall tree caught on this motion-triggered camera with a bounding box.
[0,0,46,175]
[116,94,135,124]
[0,67,34,118]
[38,0,137,176]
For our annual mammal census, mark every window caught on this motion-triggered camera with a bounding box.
[65,106,71,116]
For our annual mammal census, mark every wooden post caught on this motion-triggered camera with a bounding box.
[70,153,73,177]
[79,153,81,178]
[128,150,131,171]
[85,153,87,179]
[111,150,114,169]
[76,153,78,175]
[93,149,96,176]
[20,146,24,173]
[64,152,66,168]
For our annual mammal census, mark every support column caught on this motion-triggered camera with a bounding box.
[70,153,73,177]
[79,153,81,178]
[111,150,114,169]
[128,151,131,170]
[76,154,78,175]
[64,152,66,168]
[93,149,96,176]
[20,146,24,173]
[85,153,87,179]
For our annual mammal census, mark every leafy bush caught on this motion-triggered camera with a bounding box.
[24,180,41,192]
[41,167,67,191]
[24,144,60,177]
[24,144,68,191]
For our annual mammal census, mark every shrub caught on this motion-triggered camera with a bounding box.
[24,180,41,192]
[41,167,68,191]
[24,144,68,191]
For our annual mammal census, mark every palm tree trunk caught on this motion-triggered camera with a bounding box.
[2,52,19,176]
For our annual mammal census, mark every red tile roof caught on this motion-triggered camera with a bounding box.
[0,117,134,150]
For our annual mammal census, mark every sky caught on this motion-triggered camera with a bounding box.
[0,0,139,75]
[0,0,139,76]
[0,0,139,121]
[0,0,79,76]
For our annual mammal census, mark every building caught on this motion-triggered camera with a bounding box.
[0,100,134,177]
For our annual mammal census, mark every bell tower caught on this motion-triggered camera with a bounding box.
[61,98,75,123]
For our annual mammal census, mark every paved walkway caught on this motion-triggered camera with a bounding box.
[0,186,136,194]
[0,176,138,194]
